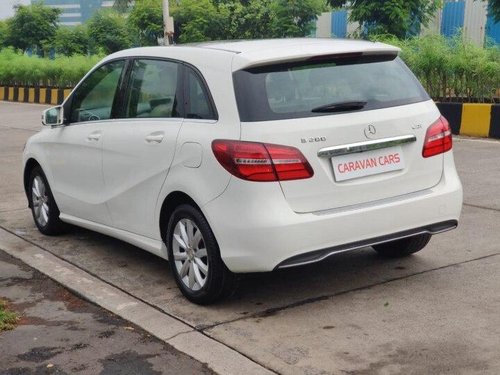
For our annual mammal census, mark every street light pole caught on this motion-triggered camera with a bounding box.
[163,0,174,45]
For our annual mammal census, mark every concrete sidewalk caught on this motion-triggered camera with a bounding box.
[0,249,213,375]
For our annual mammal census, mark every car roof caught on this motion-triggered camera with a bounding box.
[106,38,400,71]
[191,38,395,54]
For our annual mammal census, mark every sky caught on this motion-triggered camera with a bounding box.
[0,0,30,20]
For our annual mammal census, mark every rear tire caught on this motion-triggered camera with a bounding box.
[373,234,432,258]
[166,204,236,305]
[28,166,66,235]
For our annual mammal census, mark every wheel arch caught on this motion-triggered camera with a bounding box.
[159,191,202,243]
[24,158,41,207]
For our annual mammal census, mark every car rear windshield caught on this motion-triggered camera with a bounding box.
[233,54,430,122]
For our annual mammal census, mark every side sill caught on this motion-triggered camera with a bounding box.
[275,220,458,270]
[59,213,168,260]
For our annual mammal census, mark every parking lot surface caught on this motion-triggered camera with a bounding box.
[1,102,500,374]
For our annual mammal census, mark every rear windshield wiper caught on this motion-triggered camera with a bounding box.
[311,101,367,113]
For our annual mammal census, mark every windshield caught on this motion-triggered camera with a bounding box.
[233,55,429,122]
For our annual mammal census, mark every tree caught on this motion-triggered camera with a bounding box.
[210,0,276,39]
[485,0,500,22]
[87,10,132,54]
[327,0,440,38]
[128,0,164,46]
[0,20,8,48]
[5,3,61,54]
[114,0,134,13]
[54,25,90,56]
[270,0,325,37]
[171,0,226,42]
[171,0,325,43]
[233,0,276,39]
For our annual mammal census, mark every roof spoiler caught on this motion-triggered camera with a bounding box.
[233,47,400,71]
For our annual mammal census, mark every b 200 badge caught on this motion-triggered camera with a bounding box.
[301,137,327,144]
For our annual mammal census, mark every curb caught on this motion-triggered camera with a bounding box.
[436,102,500,139]
[0,85,72,105]
[0,227,274,375]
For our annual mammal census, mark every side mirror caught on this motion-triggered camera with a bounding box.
[42,106,64,127]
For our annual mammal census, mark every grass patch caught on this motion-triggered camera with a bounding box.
[0,299,18,331]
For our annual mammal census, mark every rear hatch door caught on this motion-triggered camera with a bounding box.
[234,54,443,213]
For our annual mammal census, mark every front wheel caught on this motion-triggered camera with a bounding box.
[373,233,432,258]
[166,204,236,305]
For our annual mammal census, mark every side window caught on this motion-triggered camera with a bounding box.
[70,60,125,123]
[185,68,216,120]
[125,59,180,119]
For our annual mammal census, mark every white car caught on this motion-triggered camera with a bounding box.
[23,39,463,304]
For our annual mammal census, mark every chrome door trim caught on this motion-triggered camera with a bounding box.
[317,134,417,158]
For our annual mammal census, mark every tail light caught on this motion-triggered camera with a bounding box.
[212,140,314,182]
[422,116,453,158]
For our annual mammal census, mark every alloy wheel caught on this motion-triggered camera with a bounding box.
[32,176,49,227]
[172,218,209,291]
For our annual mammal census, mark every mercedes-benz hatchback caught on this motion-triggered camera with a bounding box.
[23,39,463,304]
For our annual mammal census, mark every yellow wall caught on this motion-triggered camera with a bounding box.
[460,104,492,138]
[50,89,59,105]
[7,87,14,101]
[28,88,35,103]
[18,87,25,102]
[40,88,47,104]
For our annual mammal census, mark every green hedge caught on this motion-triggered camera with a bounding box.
[0,48,101,87]
[372,34,500,103]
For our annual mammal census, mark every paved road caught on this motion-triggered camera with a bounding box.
[1,102,500,374]
[0,250,213,375]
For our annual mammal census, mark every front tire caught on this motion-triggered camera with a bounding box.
[166,204,236,305]
[28,166,66,235]
[373,233,432,258]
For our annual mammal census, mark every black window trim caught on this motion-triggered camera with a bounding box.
[113,57,133,119]
[180,63,219,121]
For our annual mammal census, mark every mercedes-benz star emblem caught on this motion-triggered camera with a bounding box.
[364,125,377,139]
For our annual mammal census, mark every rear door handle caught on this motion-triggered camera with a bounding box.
[145,133,164,144]
[87,131,101,142]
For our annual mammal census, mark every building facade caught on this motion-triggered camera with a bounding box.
[316,0,500,45]
[32,0,114,26]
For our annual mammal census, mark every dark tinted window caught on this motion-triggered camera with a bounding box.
[184,68,216,120]
[233,56,429,122]
[125,59,180,118]
[70,60,125,123]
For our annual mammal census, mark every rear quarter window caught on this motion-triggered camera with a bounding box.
[233,55,430,122]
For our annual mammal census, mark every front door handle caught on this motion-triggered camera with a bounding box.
[87,131,101,142]
[145,132,164,144]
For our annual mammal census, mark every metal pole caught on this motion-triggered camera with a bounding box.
[163,0,174,45]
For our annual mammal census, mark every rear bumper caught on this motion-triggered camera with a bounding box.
[276,220,457,269]
[202,153,463,273]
